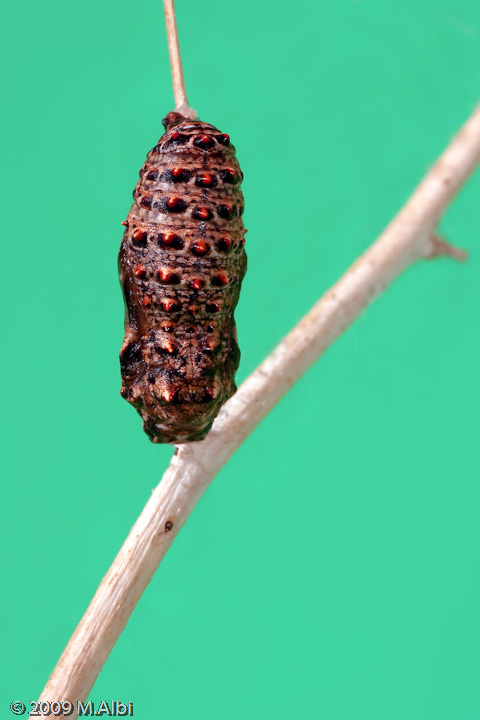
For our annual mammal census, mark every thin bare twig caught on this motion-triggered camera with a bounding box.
[163,0,196,118]
[36,102,480,718]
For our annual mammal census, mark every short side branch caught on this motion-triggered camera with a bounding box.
[37,103,480,718]
[426,234,468,262]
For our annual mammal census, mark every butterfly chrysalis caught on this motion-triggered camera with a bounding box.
[119,111,246,443]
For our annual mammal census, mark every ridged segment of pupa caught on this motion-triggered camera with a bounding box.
[118,111,247,443]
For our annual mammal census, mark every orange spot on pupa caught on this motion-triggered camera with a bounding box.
[158,267,179,284]
[199,173,213,187]
[162,299,179,312]
[215,273,228,286]
[134,264,146,278]
[161,389,177,403]
[206,302,221,313]
[162,231,179,245]
[216,237,232,252]
[205,387,217,400]
[133,228,146,241]
[192,240,209,256]
[189,278,204,290]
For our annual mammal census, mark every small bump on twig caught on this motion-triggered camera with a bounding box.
[425,234,468,263]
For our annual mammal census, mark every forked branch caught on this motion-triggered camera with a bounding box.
[36,102,480,718]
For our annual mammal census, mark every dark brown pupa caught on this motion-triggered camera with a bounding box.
[119,111,246,444]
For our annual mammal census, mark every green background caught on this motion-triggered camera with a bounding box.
[1,0,480,717]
